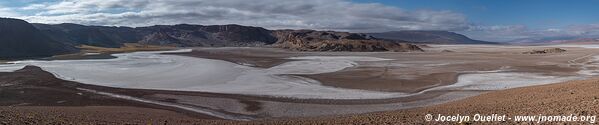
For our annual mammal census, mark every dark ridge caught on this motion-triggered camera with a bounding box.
[0,18,78,59]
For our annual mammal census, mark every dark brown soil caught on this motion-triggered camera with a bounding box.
[0,66,219,120]
[0,66,134,107]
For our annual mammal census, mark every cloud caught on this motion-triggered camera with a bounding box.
[461,25,533,41]
[20,3,46,10]
[460,24,599,42]
[8,0,599,42]
[562,24,599,36]
[0,5,20,17]
[14,0,468,32]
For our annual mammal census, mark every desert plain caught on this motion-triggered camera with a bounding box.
[1,44,599,124]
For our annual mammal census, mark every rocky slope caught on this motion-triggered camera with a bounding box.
[3,66,599,124]
[0,18,77,59]
[34,23,279,47]
[33,23,139,48]
[273,30,422,52]
[34,22,422,52]
[368,30,495,44]
[135,24,277,47]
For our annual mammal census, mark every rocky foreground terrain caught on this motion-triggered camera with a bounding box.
[0,66,217,124]
[266,78,598,124]
[1,65,598,124]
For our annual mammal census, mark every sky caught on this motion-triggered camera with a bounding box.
[1,0,599,42]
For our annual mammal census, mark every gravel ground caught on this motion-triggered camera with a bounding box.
[2,77,597,124]
[247,78,599,125]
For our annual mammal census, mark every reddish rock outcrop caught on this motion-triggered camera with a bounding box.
[272,30,423,52]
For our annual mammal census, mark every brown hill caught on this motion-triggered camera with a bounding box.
[0,17,427,60]
[135,24,278,47]
[0,18,77,59]
[273,30,423,52]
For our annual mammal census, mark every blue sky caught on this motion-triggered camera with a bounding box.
[2,0,599,42]
[356,0,599,29]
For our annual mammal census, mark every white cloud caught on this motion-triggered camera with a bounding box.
[461,25,532,41]
[0,5,20,17]
[20,3,46,10]
[461,24,599,42]
[8,0,599,42]
[17,0,469,32]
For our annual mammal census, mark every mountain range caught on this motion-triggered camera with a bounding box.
[367,31,495,44]
[1,17,487,59]
[33,23,279,48]
[0,18,77,59]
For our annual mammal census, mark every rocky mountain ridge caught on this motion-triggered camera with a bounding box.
[33,22,424,52]
[273,30,422,52]
[1,17,432,59]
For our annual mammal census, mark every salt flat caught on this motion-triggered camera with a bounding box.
[2,44,599,119]
[2,44,597,100]
[1,49,408,99]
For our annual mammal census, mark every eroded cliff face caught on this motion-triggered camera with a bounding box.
[272,30,423,52]
[34,22,423,52]
[35,24,278,47]
[136,24,278,47]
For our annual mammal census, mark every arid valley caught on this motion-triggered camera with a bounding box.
[2,44,599,124]
[2,1,599,124]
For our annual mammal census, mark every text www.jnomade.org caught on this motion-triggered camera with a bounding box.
[425,114,596,124]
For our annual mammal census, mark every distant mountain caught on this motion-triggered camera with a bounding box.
[34,24,278,47]
[33,23,139,48]
[0,18,77,59]
[559,38,599,44]
[509,36,599,45]
[367,31,496,44]
[34,23,422,52]
[33,23,134,48]
[135,24,277,47]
